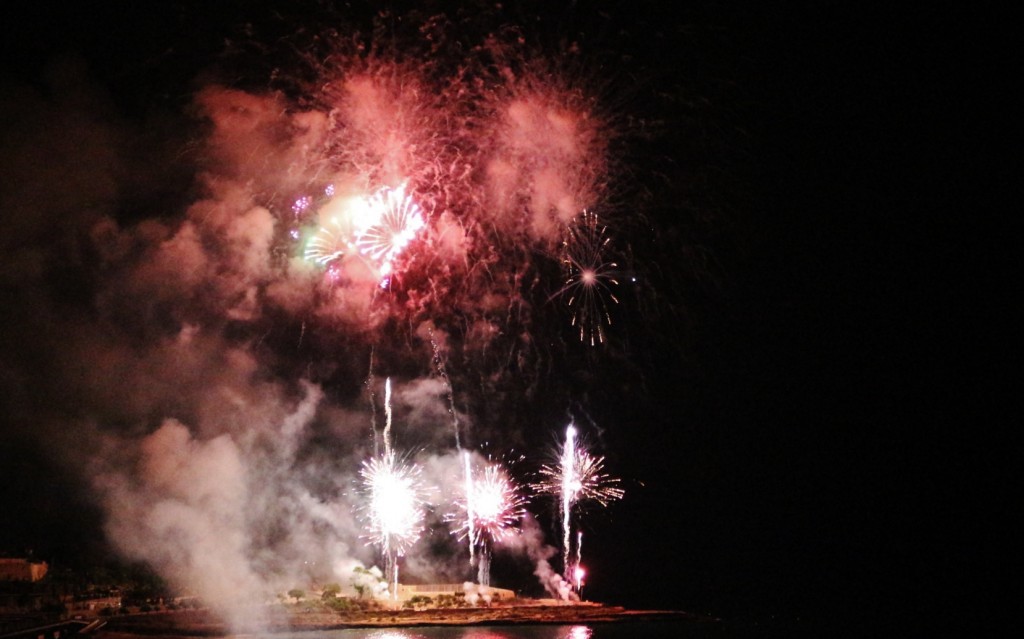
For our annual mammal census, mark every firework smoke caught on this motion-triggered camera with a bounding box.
[0,5,639,630]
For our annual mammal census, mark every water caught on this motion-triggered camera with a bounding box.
[262,622,720,639]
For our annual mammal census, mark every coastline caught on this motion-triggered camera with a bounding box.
[92,604,711,637]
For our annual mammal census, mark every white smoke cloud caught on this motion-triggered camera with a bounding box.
[89,380,375,630]
[501,514,577,601]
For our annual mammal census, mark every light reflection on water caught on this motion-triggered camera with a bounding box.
[266,625,594,639]
[361,631,429,639]
[566,626,592,639]
[258,622,693,639]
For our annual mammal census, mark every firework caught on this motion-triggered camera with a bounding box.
[355,183,425,264]
[455,461,527,548]
[359,451,426,597]
[304,184,425,287]
[557,210,620,345]
[360,452,425,555]
[304,217,351,266]
[533,424,623,588]
[28,5,657,620]
[452,455,528,586]
[534,425,625,508]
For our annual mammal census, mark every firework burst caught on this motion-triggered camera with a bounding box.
[451,454,528,586]
[556,210,620,345]
[534,430,625,508]
[304,217,350,266]
[359,451,426,559]
[454,460,528,548]
[355,183,425,279]
[303,184,425,287]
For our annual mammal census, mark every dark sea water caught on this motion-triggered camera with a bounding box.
[259,623,724,639]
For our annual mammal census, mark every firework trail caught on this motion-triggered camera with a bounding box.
[560,425,577,580]
[428,325,461,450]
[534,424,624,587]
[464,452,475,565]
[355,183,425,281]
[574,531,584,594]
[366,348,380,456]
[304,217,349,267]
[383,377,393,455]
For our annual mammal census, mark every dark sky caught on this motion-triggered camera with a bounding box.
[0,1,1012,635]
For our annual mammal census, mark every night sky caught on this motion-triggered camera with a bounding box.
[1,1,1012,635]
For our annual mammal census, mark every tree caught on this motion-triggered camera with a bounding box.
[287,589,305,603]
[321,583,341,600]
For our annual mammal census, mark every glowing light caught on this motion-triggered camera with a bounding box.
[292,195,313,215]
[304,217,351,266]
[455,462,527,547]
[360,452,426,558]
[463,452,475,563]
[355,183,425,276]
[303,184,425,285]
[557,210,620,345]
[536,438,625,509]
[567,626,593,639]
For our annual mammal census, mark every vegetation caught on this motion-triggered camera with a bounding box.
[434,592,468,608]
[402,595,433,610]
[324,596,355,612]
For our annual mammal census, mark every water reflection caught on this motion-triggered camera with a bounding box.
[271,624,605,639]
[363,630,428,639]
[565,626,593,639]
[457,625,592,639]
[460,630,513,639]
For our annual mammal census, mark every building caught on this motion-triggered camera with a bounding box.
[395,583,515,602]
[0,559,48,583]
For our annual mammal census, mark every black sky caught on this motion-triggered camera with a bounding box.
[1,1,1013,635]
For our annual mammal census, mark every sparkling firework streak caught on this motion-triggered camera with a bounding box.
[360,452,426,556]
[533,424,624,584]
[383,377,393,455]
[303,184,425,286]
[359,451,427,596]
[355,183,425,266]
[304,217,350,266]
[557,210,620,345]
[574,531,584,594]
[463,452,475,564]
[454,461,528,549]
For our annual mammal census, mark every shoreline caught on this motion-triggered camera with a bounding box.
[94,604,713,637]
